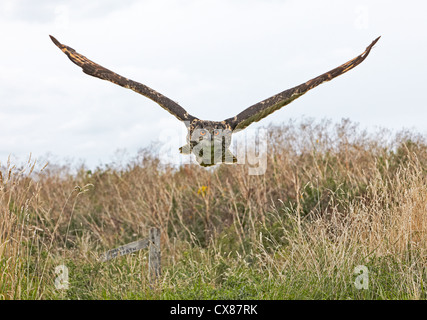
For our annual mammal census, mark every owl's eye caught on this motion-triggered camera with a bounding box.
[200,130,207,136]
[213,129,220,136]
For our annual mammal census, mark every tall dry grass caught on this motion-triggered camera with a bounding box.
[1,118,426,299]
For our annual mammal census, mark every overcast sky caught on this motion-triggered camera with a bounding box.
[1,0,426,169]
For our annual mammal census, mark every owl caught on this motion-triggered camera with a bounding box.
[50,35,379,166]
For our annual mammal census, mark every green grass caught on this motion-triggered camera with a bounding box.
[9,238,426,300]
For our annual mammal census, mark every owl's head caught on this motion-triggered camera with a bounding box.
[190,121,232,144]
[186,120,234,166]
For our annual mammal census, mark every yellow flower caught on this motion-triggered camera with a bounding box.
[197,185,208,197]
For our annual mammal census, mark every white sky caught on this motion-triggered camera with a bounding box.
[1,0,426,169]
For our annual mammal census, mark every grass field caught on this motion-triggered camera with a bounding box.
[1,118,426,300]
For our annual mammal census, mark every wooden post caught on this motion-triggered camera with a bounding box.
[99,227,161,285]
[149,227,161,282]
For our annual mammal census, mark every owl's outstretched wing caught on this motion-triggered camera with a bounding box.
[50,35,196,124]
[225,37,380,131]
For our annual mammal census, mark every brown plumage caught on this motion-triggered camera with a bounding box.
[50,35,380,166]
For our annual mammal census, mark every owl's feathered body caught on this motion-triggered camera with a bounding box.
[181,119,235,167]
[50,35,380,166]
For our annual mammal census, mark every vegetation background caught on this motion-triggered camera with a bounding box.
[1,118,426,299]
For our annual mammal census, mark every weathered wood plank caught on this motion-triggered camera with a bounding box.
[99,238,150,262]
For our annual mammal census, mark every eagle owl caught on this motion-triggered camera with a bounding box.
[50,36,380,166]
